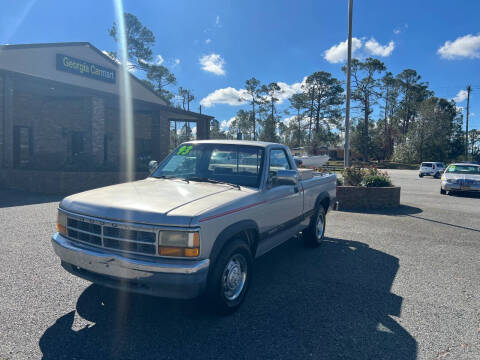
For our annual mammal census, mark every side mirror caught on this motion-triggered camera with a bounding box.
[294,158,303,167]
[269,169,298,187]
[148,160,159,174]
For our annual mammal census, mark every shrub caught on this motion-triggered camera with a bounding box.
[343,167,366,186]
[342,166,393,187]
[362,174,392,187]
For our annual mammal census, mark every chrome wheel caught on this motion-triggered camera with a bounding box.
[316,212,325,240]
[221,254,247,301]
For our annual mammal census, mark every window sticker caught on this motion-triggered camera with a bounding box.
[177,145,193,155]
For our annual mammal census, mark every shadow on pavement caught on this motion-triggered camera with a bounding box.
[338,204,423,216]
[39,237,417,360]
[0,189,62,208]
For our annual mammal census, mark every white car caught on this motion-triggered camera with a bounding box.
[419,162,446,179]
[440,163,480,195]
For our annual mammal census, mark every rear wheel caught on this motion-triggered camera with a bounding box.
[205,239,252,314]
[419,174,424,178]
[434,172,441,179]
[440,188,446,195]
[303,206,326,247]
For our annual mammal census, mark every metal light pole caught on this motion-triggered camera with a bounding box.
[344,0,353,168]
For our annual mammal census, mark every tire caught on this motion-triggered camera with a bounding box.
[434,172,441,179]
[303,206,326,248]
[205,239,252,314]
[419,174,424,178]
[440,188,446,195]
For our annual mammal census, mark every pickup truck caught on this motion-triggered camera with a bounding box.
[52,140,336,313]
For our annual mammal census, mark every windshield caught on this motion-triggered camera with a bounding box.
[151,143,265,188]
[446,165,480,174]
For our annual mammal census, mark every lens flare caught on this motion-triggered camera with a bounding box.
[113,0,134,183]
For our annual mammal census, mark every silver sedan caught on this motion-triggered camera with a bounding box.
[440,163,480,195]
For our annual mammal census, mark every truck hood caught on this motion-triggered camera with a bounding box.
[59,178,233,226]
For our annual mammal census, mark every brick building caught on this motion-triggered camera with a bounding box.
[0,42,213,173]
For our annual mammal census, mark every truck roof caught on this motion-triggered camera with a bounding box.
[185,139,281,148]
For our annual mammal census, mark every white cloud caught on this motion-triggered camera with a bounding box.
[220,120,228,129]
[227,116,236,127]
[205,38,212,44]
[216,15,220,25]
[191,126,197,135]
[200,78,307,108]
[365,38,395,57]
[199,53,226,75]
[174,58,180,65]
[155,55,164,65]
[324,37,363,63]
[438,33,480,59]
[453,89,469,103]
[102,50,136,73]
[393,29,401,35]
[282,115,296,126]
[200,87,247,107]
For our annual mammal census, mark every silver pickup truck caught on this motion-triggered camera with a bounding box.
[52,140,336,313]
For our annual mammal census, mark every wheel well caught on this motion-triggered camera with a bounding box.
[319,197,330,213]
[215,228,259,262]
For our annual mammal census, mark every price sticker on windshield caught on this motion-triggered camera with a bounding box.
[177,145,193,156]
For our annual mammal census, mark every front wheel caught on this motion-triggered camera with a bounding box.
[303,206,326,247]
[205,239,252,314]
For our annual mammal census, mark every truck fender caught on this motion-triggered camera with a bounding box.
[209,220,259,265]
[314,191,331,214]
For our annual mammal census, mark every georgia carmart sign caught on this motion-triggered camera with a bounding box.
[56,54,116,83]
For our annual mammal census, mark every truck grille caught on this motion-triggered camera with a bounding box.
[65,215,157,256]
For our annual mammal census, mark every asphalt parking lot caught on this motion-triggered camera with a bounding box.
[0,169,479,360]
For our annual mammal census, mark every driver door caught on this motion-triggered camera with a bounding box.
[256,148,303,256]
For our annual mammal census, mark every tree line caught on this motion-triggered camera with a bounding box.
[111,13,478,163]
[213,58,478,163]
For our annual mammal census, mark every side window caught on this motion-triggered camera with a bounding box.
[268,149,291,188]
[269,149,291,172]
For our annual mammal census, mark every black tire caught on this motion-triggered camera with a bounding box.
[205,239,252,315]
[419,174,424,178]
[434,172,441,179]
[440,188,446,195]
[303,206,326,248]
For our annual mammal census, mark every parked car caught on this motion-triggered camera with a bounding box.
[419,162,446,178]
[440,163,480,195]
[51,140,337,313]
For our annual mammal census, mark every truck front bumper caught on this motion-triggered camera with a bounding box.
[52,233,210,299]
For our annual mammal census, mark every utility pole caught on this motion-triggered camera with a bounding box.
[465,85,471,160]
[344,0,353,168]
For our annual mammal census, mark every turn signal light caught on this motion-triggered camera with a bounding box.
[158,246,200,257]
[56,223,67,236]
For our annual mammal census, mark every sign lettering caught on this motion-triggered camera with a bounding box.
[56,54,116,83]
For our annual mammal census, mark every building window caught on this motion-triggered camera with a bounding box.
[71,131,84,156]
[13,126,32,167]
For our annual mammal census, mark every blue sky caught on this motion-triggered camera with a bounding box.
[1,0,479,130]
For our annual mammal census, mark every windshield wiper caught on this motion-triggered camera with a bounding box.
[152,175,189,183]
[187,176,240,189]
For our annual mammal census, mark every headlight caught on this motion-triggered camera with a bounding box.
[56,211,67,236]
[158,231,200,257]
